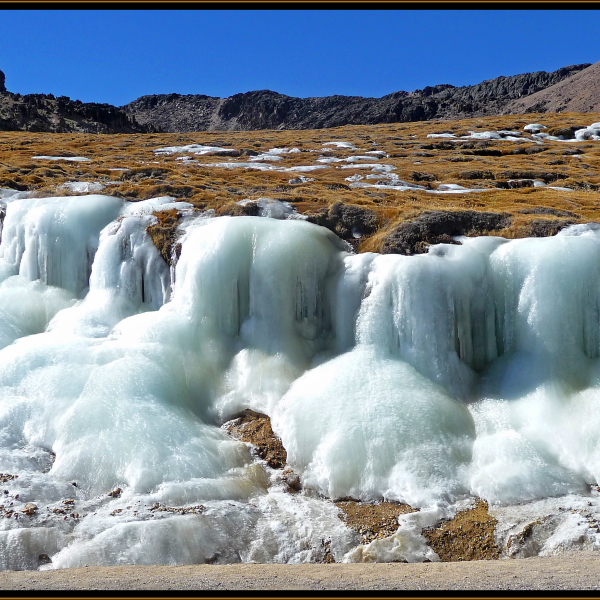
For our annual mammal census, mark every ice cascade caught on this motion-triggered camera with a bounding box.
[0,194,600,568]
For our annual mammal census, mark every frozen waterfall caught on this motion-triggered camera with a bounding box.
[0,193,600,569]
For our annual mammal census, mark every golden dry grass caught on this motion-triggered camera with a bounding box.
[2,111,600,252]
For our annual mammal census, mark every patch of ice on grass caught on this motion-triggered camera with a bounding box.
[344,174,364,183]
[323,141,358,150]
[32,156,91,162]
[204,162,279,171]
[427,133,456,139]
[344,156,381,162]
[574,127,600,141]
[316,157,343,164]
[436,184,467,191]
[60,182,106,194]
[288,175,314,184]
[547,186,574,192]
[340,164,396,173]
[524,124,547,132]
[248,154,283,162]
[154,145,237,156]
[237,198,306,221]
[460,131,503,140]
[284,165,331,173]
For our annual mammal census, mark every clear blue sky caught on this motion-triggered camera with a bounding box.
[1,9,597,106]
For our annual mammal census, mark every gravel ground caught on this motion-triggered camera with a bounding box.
[0,552,599,590]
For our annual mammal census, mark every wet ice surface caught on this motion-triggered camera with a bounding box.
[2,195,600,568]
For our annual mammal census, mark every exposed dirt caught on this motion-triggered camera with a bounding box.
[334,498,418,545]
[226,409,287,470]
[422,499,501,562]
[224,411,501,564]
[146,208,183,266]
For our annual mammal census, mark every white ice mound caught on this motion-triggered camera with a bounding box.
[0,195,123,295]
[4,197,600,568]
[272,346,475,506]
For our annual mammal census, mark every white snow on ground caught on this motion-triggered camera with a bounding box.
[547,186,574,192]
[344,156,381,162]
[322,141,358,150]
[340,164,396,173]
[349,181,496,194]
[344,174,364,182]
[32,156,91,162]
[288,175,315,184]
[574,127,600,141]
[427,133,456,138]
[524,124,547,132]
[283,165,331,173]
[248,154,283,162]
[60,182,106,194]
[204,162,280,171]
[460,131,503,140]
[436,184,467,191]
[317,157,343,163]
[265,147,301,155]
[154,144,237,156]
[365,150,387,156]
[237,198,306,220]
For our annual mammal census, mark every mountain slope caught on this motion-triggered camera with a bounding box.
[122,64,590,132]
[505,61,600,114]
[0,63,594,134]
[0,70,152,134]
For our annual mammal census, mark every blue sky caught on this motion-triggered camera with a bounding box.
[1,10,598,106]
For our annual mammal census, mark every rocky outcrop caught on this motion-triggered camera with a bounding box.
[306,202,378,244]
[0,70,153,134]
[122,64,590,132]
[0,62,592,134]
[380,210,511,255]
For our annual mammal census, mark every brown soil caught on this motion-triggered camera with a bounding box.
[335,498,418,545]
[225,412,503,563]
[226,409,287,469]
[422,499,501,562]
[146,208,183,266]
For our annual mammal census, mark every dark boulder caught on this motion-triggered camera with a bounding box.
[307,201,378,242]
[524,219,574,237]
[381,210,511,255]
[0,69,5,94]
[458,170,495,180]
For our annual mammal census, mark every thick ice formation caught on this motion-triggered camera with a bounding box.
[2,195,600,569]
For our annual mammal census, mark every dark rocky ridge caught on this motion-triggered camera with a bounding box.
[0,69,152,134]
[0,62,593,134]
[123,64,591,132]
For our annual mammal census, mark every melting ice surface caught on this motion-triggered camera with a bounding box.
[1,194,600,569]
